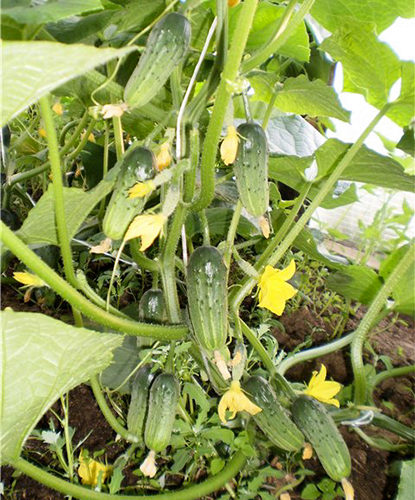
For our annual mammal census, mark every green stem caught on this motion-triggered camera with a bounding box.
[352,245,414,405]
[98,122,110,220]
[129,239,159,272]
[112,115,124,161]
[240,319,274,373]
[224,199,242,269]
[191,0,258,212]
[59,119,79,146]
[12,450,246,500]
[199,210,211,246]
[1,222,187,340]
[183,129,199,203]
[241,0,314,73]
[89,375,140,443]
[371,364,415,391]
[66,118,96,163]
[371,413,415,443]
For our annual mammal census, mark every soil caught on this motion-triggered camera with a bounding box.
[1,293,414,499]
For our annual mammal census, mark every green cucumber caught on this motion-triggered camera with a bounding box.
[139,289,166,323]
[144,373,179,452]
[124,12,191,109]
[103,146,155,240]
[127,365,157,443]
[186,246,228,352]
[233,122,269,217]
[243,376,304,452]
[292,396,351,482]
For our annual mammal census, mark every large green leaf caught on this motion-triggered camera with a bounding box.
[229,1,310,62]
[396,128,415,158]
[111,0,165,32]
[2,0,103,25]
[250,74,350,122]
[0,309,123,464]
[320,25,400,109]
[397,459,415,500]
[1,41,135,126]
[311,0,414,34]
[326,266,383,304]
[387,62,415,127]
[17,166,119,245]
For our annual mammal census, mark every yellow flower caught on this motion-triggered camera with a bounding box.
[124,213,166,250]
[218,380,262,423]
[258,260,297,316]
[341,478,355,500]
[303,364,341,408]
[39,128,47,138]
[78,455,111,485]
[220,125,239,165]
[13,271,46,288]
[156,142,171,171]
[52,102,63,115]
[128,180,155,199]
[302,442,313,460]
[228,0,240,7]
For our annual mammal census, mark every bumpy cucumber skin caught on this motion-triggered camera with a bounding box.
[233,122,269,217]
[144,373,180,452]
[292,396,351,481]
[139,289,166,323]
[124,12,191,109]
[127,365,157,442]
[103,146,155,240]
[186,246,228,352]
[243,376,304,452]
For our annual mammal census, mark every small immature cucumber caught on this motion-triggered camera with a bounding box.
[139,289,166,323]
[127,364,157,442]
[144,373,180,452]
[243,376,304,452]
[124,12,191,109]
[292,396,351,482]
[103,146,155,240]
[186,246,228,352]
[233,122,269,217]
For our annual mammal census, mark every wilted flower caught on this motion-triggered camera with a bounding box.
[258,260,297,315]
[128,180,155,199]
[341,478,355,500]
[140,450,157,478]
[89,237,112,254]
[124,213,166,250]
[101,103,128,119]
[303,364,341,408]
[218,381,262,423]
[78,455,111,485]
[156,142,172,171]
[302,442,313,460]
[220,125,239,165]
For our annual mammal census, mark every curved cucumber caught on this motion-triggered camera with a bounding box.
[124,12,191,109]
[243,376,304,452]
[103,146,155,240]
[292,396,351,482]
[233,122,269,217]
[186,246,228,352]
[139,289,166,323]
[144,373,179,452]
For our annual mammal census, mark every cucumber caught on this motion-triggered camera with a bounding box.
[127,365,157,443]
[243,376,304,452]
[139,289,166,323]
[233,122,269,217]
[124,12,191,109]
[103,146,155,240]
[144,373,179,452]
[186,246,228,353]
[292,396,351,482]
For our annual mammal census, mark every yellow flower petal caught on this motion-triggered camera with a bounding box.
[259,216,270,238]
[228,0,240,7]
[39,128,47,137]
[302,443,313,460]
[303,364,341,407]
[341,478,355,500]
[13,271,46,288]
[124,213,166,251]
[218,381,262,423]
[156,143,171,171]
[257,261,297,316]
[220,125,239,165]
[52,102,63,115]
[128,180,155,199]
[78,455,111,485]
[275,259,296,281]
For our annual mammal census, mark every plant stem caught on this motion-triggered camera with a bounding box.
[240,319,275,373]
[371,364,415,390]
[191,0,258,212]
[183,129,199,203]
[129,239,159,272]
[224,199,242,269]
[12,450,247,500]
[352,245,414,405]
[1,222,187,340]
[98,122,110,220]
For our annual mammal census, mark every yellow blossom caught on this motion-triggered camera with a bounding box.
[302,442,313,460]
[218,380,262,423]
[124,213,166,250]
[303,364,341,408]
[156,142,171,171]
[220,125,239,165]
[39,128,47,137]
[128,180,155,199]
[258,260,297,316]
[78,455,111,485]
[228,0,240,7]
[341,478,355,500]
[52,102,63,115]
[140,450,157,478]
[13,271,46,288]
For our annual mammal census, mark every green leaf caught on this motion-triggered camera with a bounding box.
[111,0,165,32]
[171,449,192,474]
[387,62,415,127]
[397,459,415,500]
[201,428,235,446]
[0,309,123,465]
[311,0,414,34]
[251,75,350,122]
[326,265,383,304]
[301,483,321,500]
[229,1,310,62]
[2,0,103,25]
[17,166,118,245]
[210,458,225,475]
[1,41,135,126]
[396,128,415,157]
[320,25,400,109]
